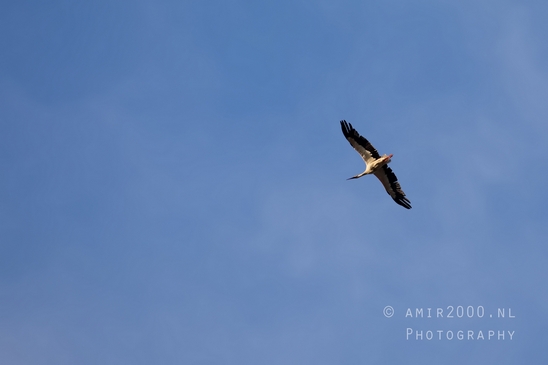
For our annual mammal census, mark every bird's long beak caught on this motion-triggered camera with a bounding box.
[347,176,359,180]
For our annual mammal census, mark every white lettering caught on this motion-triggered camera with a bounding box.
[405,328,516,341]
[466,306,474,318]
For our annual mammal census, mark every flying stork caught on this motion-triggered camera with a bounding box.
[340,120,411,209]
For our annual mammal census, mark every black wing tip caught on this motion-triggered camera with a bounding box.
[340,120,360,140]
[340,120,351,136]
[394,197,412,209]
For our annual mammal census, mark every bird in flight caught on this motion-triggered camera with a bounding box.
[340,120,411,209]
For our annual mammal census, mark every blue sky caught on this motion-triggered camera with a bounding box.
[1,0,548,363]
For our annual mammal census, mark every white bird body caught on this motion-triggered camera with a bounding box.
[340,120,411,209]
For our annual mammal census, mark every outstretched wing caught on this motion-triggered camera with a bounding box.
[340,120,380,166]
[373,166,412,209]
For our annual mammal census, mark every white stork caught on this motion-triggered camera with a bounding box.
[340,120,411,209]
